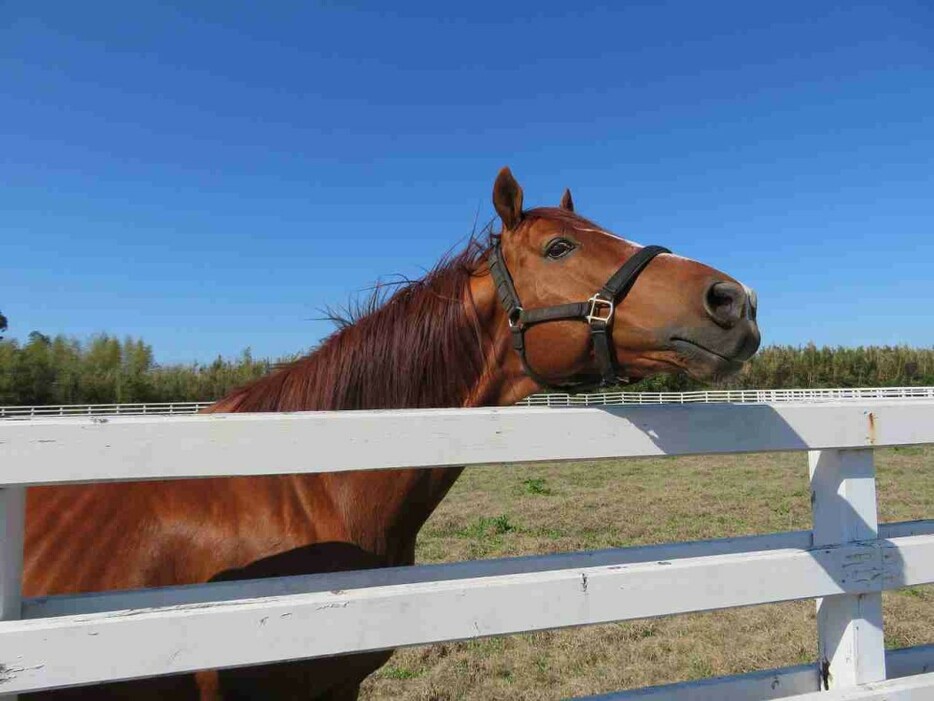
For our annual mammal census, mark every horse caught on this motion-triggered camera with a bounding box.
[23,168,760,699]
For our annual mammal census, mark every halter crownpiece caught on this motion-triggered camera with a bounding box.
[488,241,671,392]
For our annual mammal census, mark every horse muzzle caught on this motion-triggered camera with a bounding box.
[669,281,761,380]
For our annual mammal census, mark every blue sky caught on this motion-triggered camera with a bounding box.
[2,2,932,363]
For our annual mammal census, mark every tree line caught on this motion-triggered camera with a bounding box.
[633,343,934,393]
[0,326,932,406]
[0,332,277,406]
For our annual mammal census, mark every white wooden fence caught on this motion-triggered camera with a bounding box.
[1,400,933,698]
[3,386,934,418]
[519,386,934,406]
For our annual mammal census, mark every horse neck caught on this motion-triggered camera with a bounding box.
[211,249,539,563]
[312,270,538,564]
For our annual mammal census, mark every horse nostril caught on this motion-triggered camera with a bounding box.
[704,281,746,327]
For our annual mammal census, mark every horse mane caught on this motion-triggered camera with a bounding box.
[208,236,494,413]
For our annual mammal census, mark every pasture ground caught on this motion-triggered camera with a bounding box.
[359,445,934,700]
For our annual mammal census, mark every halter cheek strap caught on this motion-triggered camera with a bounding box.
[488,241,671,392]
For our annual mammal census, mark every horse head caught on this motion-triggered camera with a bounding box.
[485,167,760,394]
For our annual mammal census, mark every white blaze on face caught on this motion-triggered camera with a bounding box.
[742,284,758,320]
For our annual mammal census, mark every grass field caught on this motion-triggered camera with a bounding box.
[358,445,934,700]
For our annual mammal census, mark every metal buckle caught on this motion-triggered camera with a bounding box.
[585,294,614,326]
[507,307,523,329]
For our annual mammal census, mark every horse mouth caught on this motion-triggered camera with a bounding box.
[670,337,745,379]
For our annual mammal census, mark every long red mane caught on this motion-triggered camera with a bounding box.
[209,238,493,412]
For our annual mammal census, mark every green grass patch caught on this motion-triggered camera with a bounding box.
[458,514,517,539]
[376,665,422,680]
[521,477,554,495]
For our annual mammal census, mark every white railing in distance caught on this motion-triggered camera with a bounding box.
[0,400,933,698]
[0,401,213,419]
[518,386,934,407]
[3,387,934,419]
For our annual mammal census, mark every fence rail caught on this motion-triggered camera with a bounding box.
[1,400,933,698]
[2,386,934,418]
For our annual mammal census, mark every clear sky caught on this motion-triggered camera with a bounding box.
[2,2,932,363]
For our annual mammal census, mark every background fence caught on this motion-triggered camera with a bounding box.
[518,386,934,406]
[2,386,934,418]
[1,399,933,698]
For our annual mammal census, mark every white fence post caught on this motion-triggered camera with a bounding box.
[0,487,25,701]
[808,448,886,689]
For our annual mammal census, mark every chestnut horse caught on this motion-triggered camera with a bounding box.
[23,168,760,699]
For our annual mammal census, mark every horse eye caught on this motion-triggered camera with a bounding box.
[544,238,576,260]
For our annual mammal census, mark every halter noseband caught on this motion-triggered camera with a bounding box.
[488,240,670,392]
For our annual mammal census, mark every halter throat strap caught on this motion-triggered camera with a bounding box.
[488,241,670,392]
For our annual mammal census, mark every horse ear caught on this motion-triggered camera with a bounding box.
[493,167,524,231]
[560,188,574,212]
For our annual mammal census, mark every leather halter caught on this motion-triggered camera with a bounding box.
[488,239,670,392]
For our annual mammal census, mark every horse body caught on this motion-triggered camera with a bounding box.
[26,471,460,699]
[23,169,760,699]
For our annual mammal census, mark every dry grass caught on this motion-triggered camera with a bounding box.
[359,446,934,700]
